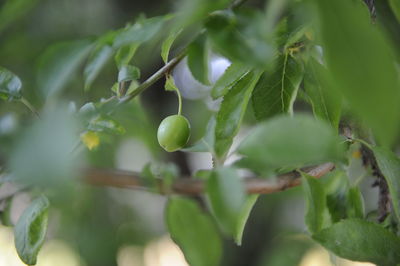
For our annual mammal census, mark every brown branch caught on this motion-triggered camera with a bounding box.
[82,162,335,195]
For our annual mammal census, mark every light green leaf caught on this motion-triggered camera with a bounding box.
[302,173,329,233]
[114,43,140,69]
[371,146,400,223]
[187,34,209,85]
[238,114,343,172]
[313,219,400,265]
[252,54,303,121]
[161,29,181,63]
[312,0,400,146]
[88,115,126,135]
[118,65,140,83]
[389,0,400,22]
[207,167,246,237]
[0,66,22,100]
[347,186,365,219]
[211,62,250,99]
[14,195,50,265]
[234,194,258,246]
[164,76,178,92]
[215,71,262,159]
[84,44,114,91]
[166,197,222,266]
[183,116,216,153]
[303,58,341,129]
[37,39,93,98]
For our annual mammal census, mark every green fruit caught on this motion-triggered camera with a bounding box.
[157,115,191,152]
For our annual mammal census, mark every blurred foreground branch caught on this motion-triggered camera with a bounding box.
[83,162,335,195]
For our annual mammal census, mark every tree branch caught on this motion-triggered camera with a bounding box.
[82,162,335,195]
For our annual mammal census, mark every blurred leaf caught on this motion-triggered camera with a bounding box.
[302,173,329,233]
[187,34,209,85]
[14,195,50,265]
[166,197,222,266]
[252,54,303,121]
[0,66,22,100]
[161,29,182,63]
[283,24,310,50]
[238,115,343,173]
[88,115,126,135]
[312,0,400,146]
[0,197,13,226]
[207,167,246,237]
[235,194,258,246]
[372,146,400,223]
[211,62,250,99]
[389,0,400,22]
[84,44,114,91]
[325,171,349,223]
[114,43,140,69]
[37,39,93,98]
[118,65,140,83]
[347,186,365,219]
[313,219,400,265]
[113,16,167,49]
[80,131,100,150]
[0,0,40,33]
[183,116,216,153]
[215,71,262,159]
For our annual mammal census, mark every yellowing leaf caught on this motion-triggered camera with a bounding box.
[81,131,100,150]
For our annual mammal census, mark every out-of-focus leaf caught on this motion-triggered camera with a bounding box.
[313,219,400,265]
[187,34,209,85]
[252,54,303,121]
[37,39,93,98]
[14,195,50,265]
[0,66,22,100]
[215,71,262,159]
[118,65,140,83]
[389,0,400,22]
[161,29,181,63]
[302,173,329,233]
[283,24,310,50]
[211,62,250,99]
[80,131,100,150]
[183,116,216,153]
[312,0,400,146]
[347,186,365,219]
[166,197,222,266]
[372,146,400,223]
[207,167,246,237]
[0,197,13,226]
[238,115,343,173]
[325,171,349,223]
[0,0,40,32]
[114,43,140,69]
[88,115,126,135]
[235,194,258,246]
[303,58,341,129]
[84,44,114,91]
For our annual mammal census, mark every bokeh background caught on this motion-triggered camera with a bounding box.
[0,0,392,265]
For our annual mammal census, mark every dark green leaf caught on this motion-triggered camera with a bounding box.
[84,44,114,91]
[161,29,181,63]
[372,146,400,223]
[215,71,262,159]
[37,39,93,98]
[238,115,344,173]
[325,171,349,223]
[0,66,22,100]
[312,0,400,146]
[302,173,329,233]
[207,167,246,237]
[114,43,140,69]
[313,219,400,265]
[0,0,40,33]
[252,54,303,121]
[347,186,365,219]
[0,197,13,226]
[211,62,250,99]
[14,195,50,265]
[303,58,341,129]
[118,65,140,83]
[166,197,222,266]
[187,34,209,85]
[235,194,258,245]
[389,0,400,22]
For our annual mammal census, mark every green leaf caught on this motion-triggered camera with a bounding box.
[389,0,400,23]
[312,0,400,146]
[252,54,303,121]
[325,171,349,223]
[14,195,50,265]
[302,173,329,233]
[164,76,178,92]
[347,186,365,219]
[113,16,166,49]
[37,39,93,98]
[215,71,262,159]
[0,66,22,100]
[303,58,341,129]
[0,197,13,226]
[118,65,140,83]
[84,44,114,91]
[0,0,40,33]
[114,43,140,69]
[371,146,400,223]
[88,115,126,135]
[166,197,222,266]
[313,219,400,265]
[234,194,258,246]
[238,114,343,173]
[183,116,216,153]
[187,34,209,85]
[211,62,250,99]
[161,29,181,63]
[206,167,246,237]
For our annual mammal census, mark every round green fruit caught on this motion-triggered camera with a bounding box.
[157,115,191,152]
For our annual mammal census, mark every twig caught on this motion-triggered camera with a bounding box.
[83,162,334,195]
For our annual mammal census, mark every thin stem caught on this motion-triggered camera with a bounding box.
[20,97,40,118]
[176,88,183,115]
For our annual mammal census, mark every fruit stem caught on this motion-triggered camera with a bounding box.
[176,87,183,115]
